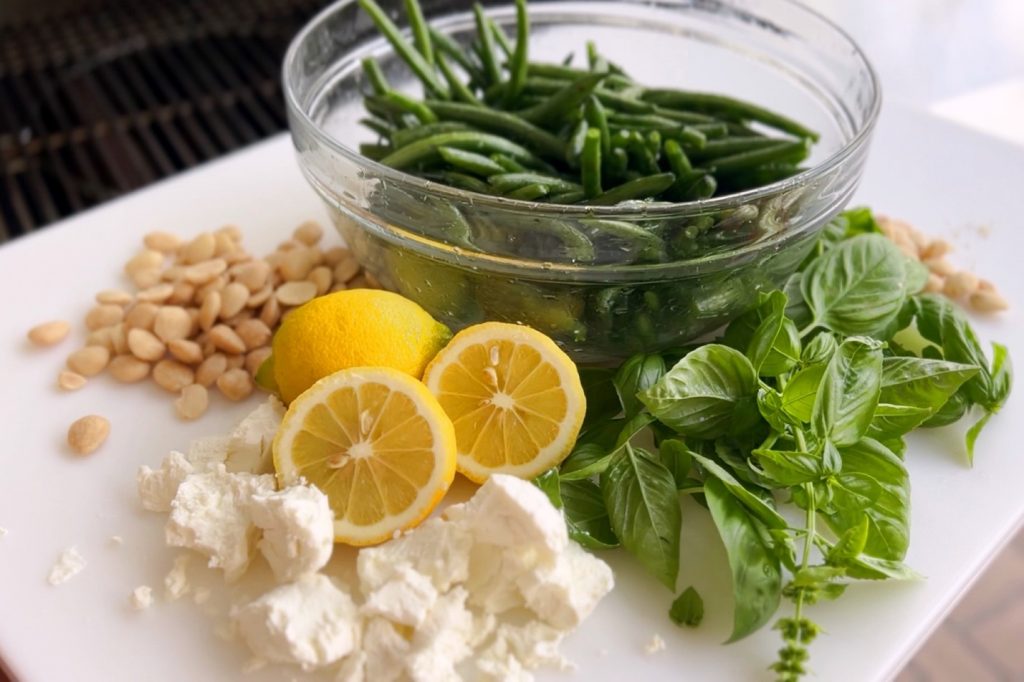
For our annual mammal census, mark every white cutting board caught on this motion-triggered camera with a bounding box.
[0,104,1020,682]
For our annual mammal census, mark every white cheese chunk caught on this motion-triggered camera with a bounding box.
[361,617,411,682]
[407,586,474,682]
[0,526,9,537]
[164,553,191,600]
[362,563,438,627]
[186,435,232,470]
[463,542,535,614]
[357,516,472,593]
[516,540,615,629]
[479,621,572,672]
[130,585,154,610]
[137,451,194,513]
[165,465,274,581]
[249,484,334,583]
[225,397,285,474]
[235,574,358,671]
[335,651,367,682]
[459,474,568,559]
[47,547,86,586]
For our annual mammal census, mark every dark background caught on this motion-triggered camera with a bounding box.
[0,0,327,243]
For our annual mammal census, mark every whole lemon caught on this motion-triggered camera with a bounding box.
[272,289,452,403]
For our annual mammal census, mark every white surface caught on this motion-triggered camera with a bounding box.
[0,104,1021,682]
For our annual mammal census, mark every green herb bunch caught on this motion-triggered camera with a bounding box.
[534,208,1013,678]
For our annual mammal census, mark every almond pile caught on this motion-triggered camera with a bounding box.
[29,221,378,427]
[876,214,1008,313]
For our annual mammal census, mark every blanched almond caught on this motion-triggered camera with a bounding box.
[216,368,253,401]
[969,290,1009,313]
[67,346,110,376]
[28,320,71,347]
[195,353,228,387]
[216,225,242,242]
[923,258,955,277]
[214,232,236,257]
[322,247,350,267]
[154,306,192,343]
[233,261,270,292]
[168,281,196,305]
[944,271,979,299]
[209,325,246,355]
[220,283,249,319]
[144,231,182,252]
[137,283,174,304]
[226,354,246,370]
[259,297,281,328]
[124,303,159,331]
[245,347,272,376]
[181,232,216,264]
[110,323,128,355]
[276,281,317,306]
[235,319,271,350]
[161,265,186,282]
[152,359,194,393]
[195,275,228,303]
[924,273,944,293]
[280,248,315,281]
[184,258,228,285]
[108,355,150,383]
[131,268,162,289]
[68,415,110,455]
[293,220,324,246]
[167,339,204,365]
[308,266,332,296]
[127,328,166,362]
[198,291,221,331]
[58,371,87,391]
[86,304,124,331]
[175,384,209,420]
[96,289,133,306]
[246,284,273,308]
[125,249,164,276]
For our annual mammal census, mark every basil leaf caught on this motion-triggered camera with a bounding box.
[783,272,813,330]
[812,337,884,447]
[532,468,563,507]
[580,367,620,427]
[922,390,969,428]
[841,554,921,581]
[757,388,789,432]
[750,448,823,486]
[781,363,826,423]
[827,515,869,562]
[690,451,787,530]
[704,477,782,642]
[824,438,910,561]
[577,417,624,450]
[867,403,933,439]
[911,294,993,406]
[879,356,979,413]
[801,332,837,365]
[560,442,613,481]
[659,438,693,489]
[601,444,681,589]
[967,342,1013,464]
[561,478,619,550]
[904,258,929,295]
[747,292,801,377]
[615,412,657,447]
[801,234,908,336]
[640,345,759,439]
[613,354,666,418]
[669,586,704,628]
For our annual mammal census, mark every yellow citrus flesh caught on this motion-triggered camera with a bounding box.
[273,367,457,546]
[271,289,451,403]
[422,322,586,482]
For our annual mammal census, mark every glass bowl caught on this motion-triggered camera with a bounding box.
[283,0,880,364]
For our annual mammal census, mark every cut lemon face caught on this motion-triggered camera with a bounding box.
[273,367,457,546]
[422,322,586,482]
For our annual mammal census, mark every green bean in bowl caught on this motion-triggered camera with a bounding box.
[283,0,880,363]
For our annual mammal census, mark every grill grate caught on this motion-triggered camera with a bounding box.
[0,0,325,242]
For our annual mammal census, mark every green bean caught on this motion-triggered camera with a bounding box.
[490,153,529,173]
[473,4,502,86]
[360,117,395,139]
[604,73,635,90]
[586,40,607,73]
[650,106,716,125]
[487,17,513,57]
[437,146,507,176]
[607,112,684,130]
[663,139,693,177]
[675,126,706,150]
[437,54,481,105]
[642,89,820,140]
[679,173,717,199]
[426,100,566,159]
[549,190,585,204]
[518,72,607,126]
[581,219,664,261]
[717,164,804,193]
[515,76,653,114]
[566,118,589,167]
[688,136,788,161]
[428,170,491,193]
[392,121,472,148]
[504,0,529,105]
[526,62,589,80]
[726,121,763,137]
[561,52,575,66]
[507,183,550,200]
[584,96,611,155]
[606,147,629,180]
[381,131,540,169]
[361,57,390,96]
[359,143,391,160]
[403,0,434,66]
[581,129,602,198]
[357,0,449,99]
[589,172,675,205]
[690,122,729,139]
[365,93,438,124]
[429,28,484,82]
[709,139,810,174]
[489,172,581,194]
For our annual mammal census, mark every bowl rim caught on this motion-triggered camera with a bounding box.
[283,0,882,219]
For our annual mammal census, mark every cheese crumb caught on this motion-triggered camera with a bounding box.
[517,540,615,629]
[130,585,154,610]
[357,516,472,593]
[185,435,232,470]
[0,526,8,537]
[645,634,666,654]
[249,484,333,583]
[109,535,124,546]
[164,553,191,600]
[362,563,438,627]
[137,451,194,513]
[225,397,284,474]
[48,547,86,586]
[235,574,358,671]
[165,465,274,581]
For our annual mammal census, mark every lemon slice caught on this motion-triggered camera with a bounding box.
[273,367,457,546]
[422,322,586,482]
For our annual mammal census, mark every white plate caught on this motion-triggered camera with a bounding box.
[0,104,1020,682]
